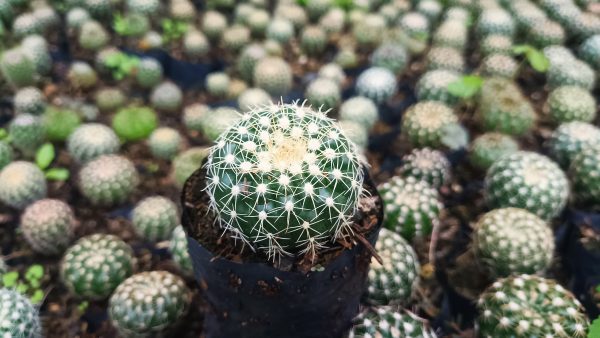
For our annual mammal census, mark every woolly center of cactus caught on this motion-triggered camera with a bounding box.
[522,165,546,186]
[267,134,308,173]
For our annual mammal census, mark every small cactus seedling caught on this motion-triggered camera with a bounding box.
[67,123,120,163]
[78,20,109,51]
[546,121,600,169]
[547,60,595,90]
[182,104,210,132]
[253,57,293,97]
[67,61,98,90]
[61,234,134,299]
[9,114,46,157]
[237,44,267,83]
[172,147,209,188]
[136,58,163,88]
[366,228,420,305]
[338,121,368,150]
[476,274,588,338]
[43,106,82,142]
[169,225,194,275]
[349,308,437,338]
[473,208,554,277]
[205,72,230,98]
[339,97,378,130]
[0,288,42,338]
[415,69,460,106]
[305,78,341,112]
[0,47,37,89]
[569,146,600,205]
[355,67,397,104]
[318,63,345,87]
[400,148,451,189]
[14,87,46,116]
[579,34,600,70]
[485,151,569,220]
[0,141,13,171]
[78,155,139,206]
[238,88,272,112]
[433,20,468,50]
[21,199,76,256]
[469,133,519,170]
[202,10,227,41]
[478,93,536,136]
[200,107,242,142]
[529,20,565,48]
[112,106,159,142]
[426,46,465,72]
[132,196,179,242]
[222,25,250,54]
[0,161,47,210]
[402,101,459,149]
[353,14,386,48]
[300,25,327,56]
[109,271,191,337]
[266,18,295,44]
[148,127,183,160]
[183,29,210,59]
[205,102,364,258]
[480,35,513,56]
[150,82,183,113]
[379,175,442,240]
[546,85,597,124]
[95,87,126,113]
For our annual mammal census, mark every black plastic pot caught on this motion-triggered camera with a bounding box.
[181,167,383,338]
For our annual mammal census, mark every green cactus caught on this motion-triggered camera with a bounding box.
[132,196,179,242]
[109,271,191,337]
[126,0,159,14]
[9,114,45,156]
[43,106,81,142]
[253,57,293,97]
[200,107,241,142]
[473,208,554,277]
[417,0,442,23]
[544,45,576,66]
[169,225,193,275]
[237,43,267,83]
[182,29,209,59]
[205,102,364,258]
[370,43,409,75]
[67,61,98,90]
[432,20,468,50]
[0,141,12,170]
[402,101,459,149]
[202,10,227,41]
[480,54,518,78]
[400,148,451,189]
[148,127,183,161]
[21,199,76,255]
[569,146,600,205]
[547,85,596,124]
[0,47,37,88]
[305,78,341,112]
[266,18,294,44]
[247,9,269,37]
[480,34,513,56]
[579,34,600,70]
[66,7,91,29]
[355,67,397,104]
[353,14,386,48]
[478,93,536,136]
[338,121,368,150]
[300,25,327,56]
[276,4,307,31]
[335,48,359,69]
[136,58,163,89]
[21,35,52,77]
[529,20,566,48]
[78,155,139,206]
[479,77,521,101]
[547,121,600,169]
[238,88,272,112]
[78,20,109,50]
[317,63,345,88]
[205,72,230,98]
[547,60,596,90]
[150,82,182,113]
[484,151,569,219]
[415,69,460,106]
[0,288,41,338]
[182,103,210,132]
[476,274,588,338]
[0,161,47,209]
[426,46,465,72]
[61,234,134,299]
[469,133,519,170]
[95,87,126,113]
[476,9,516,38]
[349,308,437,338]
[14,87,45,115]
[339,96,378,130]
[222,24,250,54]
[172,147,209,188]
[67,123,120,163]
[399,12,430,40]
[84,0,112,17]
[12,13,41,38]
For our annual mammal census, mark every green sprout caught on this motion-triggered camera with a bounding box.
[36,143,70,181]
[161,19,188,44]
[1,264,46,304]
[447,75,484,99]
[103,52,141,81]
[113,13,149,37]
[512,44,550,73]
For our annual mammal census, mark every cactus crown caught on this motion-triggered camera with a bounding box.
[205,102,364,259]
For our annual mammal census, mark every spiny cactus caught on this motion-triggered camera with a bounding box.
[400,148,451,189]
[369,43,409,75]
[169,225,193,275]
[183,29,210,59]
[21,199,76,256]
[478,93,536,136]
[469,133,519,170]
[349,308,437,338]
[547,60,596,90]
[544,45,576,65]
[417,0,442,23]
[182,103,209,132]
[353,13,386,48]
[67,123,120,163]
[237,44,267,83]
[546,85,597,124]
[402,101,459,149]
[399,12,430,39]
[569,146,600,205]
[339,97,378,130]
[253,57,292,97]
[61,234,135,299]
[267,18,294,44]
[126,0,159,14]
[0,288,41,338]
[317,63,345,87]
[132,196,179,242]
[480,54,518,78]
[78,20,109,50]
[0,161,46,210]
[200,107,242,142]
[205,72,230,98]
[379,175,442,240]
[305,77,341,112]
[95,87,126,113]
[547,121,600,169]
[484,151,569,220]
[579,34,600,70]
[356,67,397,105]
[78,155,139,206]
[202,10,227,41]
[9,114,45,157]
[148,127,183,161]
[476,9,516,38]
[0,47,37,88]
[66,7,91,29]
[433,20,468,50]
[416,69,460,106]
[476,274,588,338]
[21,35,52,77]
[480,34,513,56]
[109,271,191,337]
[473,208,554,277]
[0,141,12,171]
[338,121,368,150]
[205,102,364,258]
[529,20,566,48]
[150,82,183,113]
[136,58,163,89]
[172,147,209,188]
[238,88,272,112]
[426,46,465,72]
[12,13,41,38]
[14,87,46,116]
[67,61,98,89]
[222,24,250,54]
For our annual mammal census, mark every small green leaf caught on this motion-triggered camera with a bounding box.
[45,168,70,181]
[16,282,28,294]
[78,301,89,313]
[512,44,534,55]
[25,265,44,281]
[0,128,7,140]
[29,279,40,289]
[35,143,55,170]
[30,289,44,304]
[595,284,600,293]
[589,317,600,338]
[527,50,549,72]
[447,75,484,99]
[2,272,19,287]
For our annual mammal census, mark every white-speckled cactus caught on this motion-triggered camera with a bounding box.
[205,102,364,258]
[339,96,378,130]
[201,107,242,142]
[400,148,451,189]
[109,271,190,337]
[253,57,293,97]
[0,161,47,210]
[349,308,437,338]
[14,87,46,116]
[169,225,193,275]
[9,114,45,156]
[132,196,179,242]
[305,77,341,112]
[21,199,76,255]
[355,67,397,104]
[371,43,409,75]
[546,85,597,124]
[67,123,120,163]
[569,146,600,205]
[402,101,459,149]
[469,133,519,170]
[546,121,600,169]
[61,234,135,299]
[0,288,41,338]
[416,69,460,106]
[0,141,12,171]
[477,274,588,338]
[148,127,183,160]
[78,155,139,206]
[238,88,272,112]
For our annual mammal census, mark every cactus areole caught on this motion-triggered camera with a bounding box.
[181,103,383,338]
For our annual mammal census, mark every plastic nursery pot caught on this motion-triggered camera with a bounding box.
[181,165,383,338]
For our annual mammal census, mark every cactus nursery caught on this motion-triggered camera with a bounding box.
[2,0,600,337]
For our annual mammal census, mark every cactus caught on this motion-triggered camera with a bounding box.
[21,199,76,255]
[148,127,183,160]
[0,288,41,338]
[136,58,163,89]
[78,20,109,50]
[84,0,112,17]
[0,47,37,88]
[9,114,45,156]
[547,60,596,90]
[42,106,81,142]
[169,225,193,275]
[478,93,536,136]
[66,7,91,29]
[529,20,565,48]
[205,102,364,258]
[305,78,341,112]
[266,18,295,44]
[183,103,210,132]
[349,308,437,338]
[61,234,134,299]
[12,13,41,38]
[247,9,269,37]
[109,271,191,337]
[546,85,596,124]
[415,69,460,106]
[253,57,292,97]
[480,35,513,56]
[67,61,98,89]
[150,82,183,113]
[126,0,159,14]
[14,87,46,116]
[200,107,241,142]
[21,35,52,77]
[95,87,126,113]
[0,258,6,278]
[276,4,307,31]
[0,161,47,209]
[417,0,442,23]
[480,54,518,78]
[569,146,600,205]
[476,274,588,338]
[238,88,272,112]
[469,133,519,170]
[399,12,430,39]
[318,63,345,87]
[338,121,368,150]
[355,67,397,104]
[426,46,465,72]
[222,25,250,54]
[473,208,554,277]
[433,20,468,50]
[579,34,600,70]
[484,151,569,219]
[547,121,600,169]
[0,141,12,170]
[237,44,267,83]
[400,148,451,189]
[339,96,378,130]
[183,29,210,59]
[402,101,459,149]
[78,155,139,206]
[300,25,327,56]
[67,123,120,163]
[379,175,442,240]
[544,45,575,66]
[172,147,209,187]
[205,72,230,98]
[132,196,179,242]
[476,9,516,38]
[370,43,409,75]
[353,14,386,48]
[202,10,227,41]
[335,48,359,69]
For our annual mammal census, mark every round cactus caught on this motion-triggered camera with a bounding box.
[305,77,341,112]
[379,175,442,240]
[338,121,368,150]
[400,148,451,189]
[78,155,139,206]
[0,288,41,338]
[547,60,596,90]
[202,10,227,41]
[183,29,210,59]
[14,87,46,116]
[61,234,135,299]
[484,151,569,219]
[67,61,98,89]
[478,93,536,136]
[205,72,230,98]
[546,85,597,124]
[300,25,327,56]
[433,20,468,50]
[150,82,183,113]
[109,271,191,337]
[238,88,272,112]
[355,67,397,104]
[547,121,600,169]
[148,127,183,160]
[205,102,364,258]
[222,24,250,54]
[132,196,179,242]
[529,20,565,48]
[172,147,209,188]
[95,87,126,113]
[569,146,600,205]
[469,133,519,170]
[126,0,159,15]
[8,113,45,156]
[253,57,293,97]
[476,274,588,338]
[399,12,430,39]
[370,43,409,75]
[0,47,37,89]
[544,45,576,65]
[416,69,460,106]
[66,7,91,29]
[200,107,242,142]
[353,14,386,48]
[317,63,345,88]
[21,199,76,255]
[237,44,267,83]
[78,20,109,51]
[339,96,378,130]
[182,103,210,132]
[480,34,513,56]
[426,46,465,72]
[0,141,12,171]
[473,208,554,277]
[67,123,120,163]
[480,54,518,78]
[12,13,41,38]
[0,161,46,210]
[579,34,600,70]
[21,35,52,77]
[476,9,516,38]
[335,48,359,69]
[349,308,437,338]
[402,101,459,149]
[169,225,193,275]
[136,58,163,89]
[267,18,294,44]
